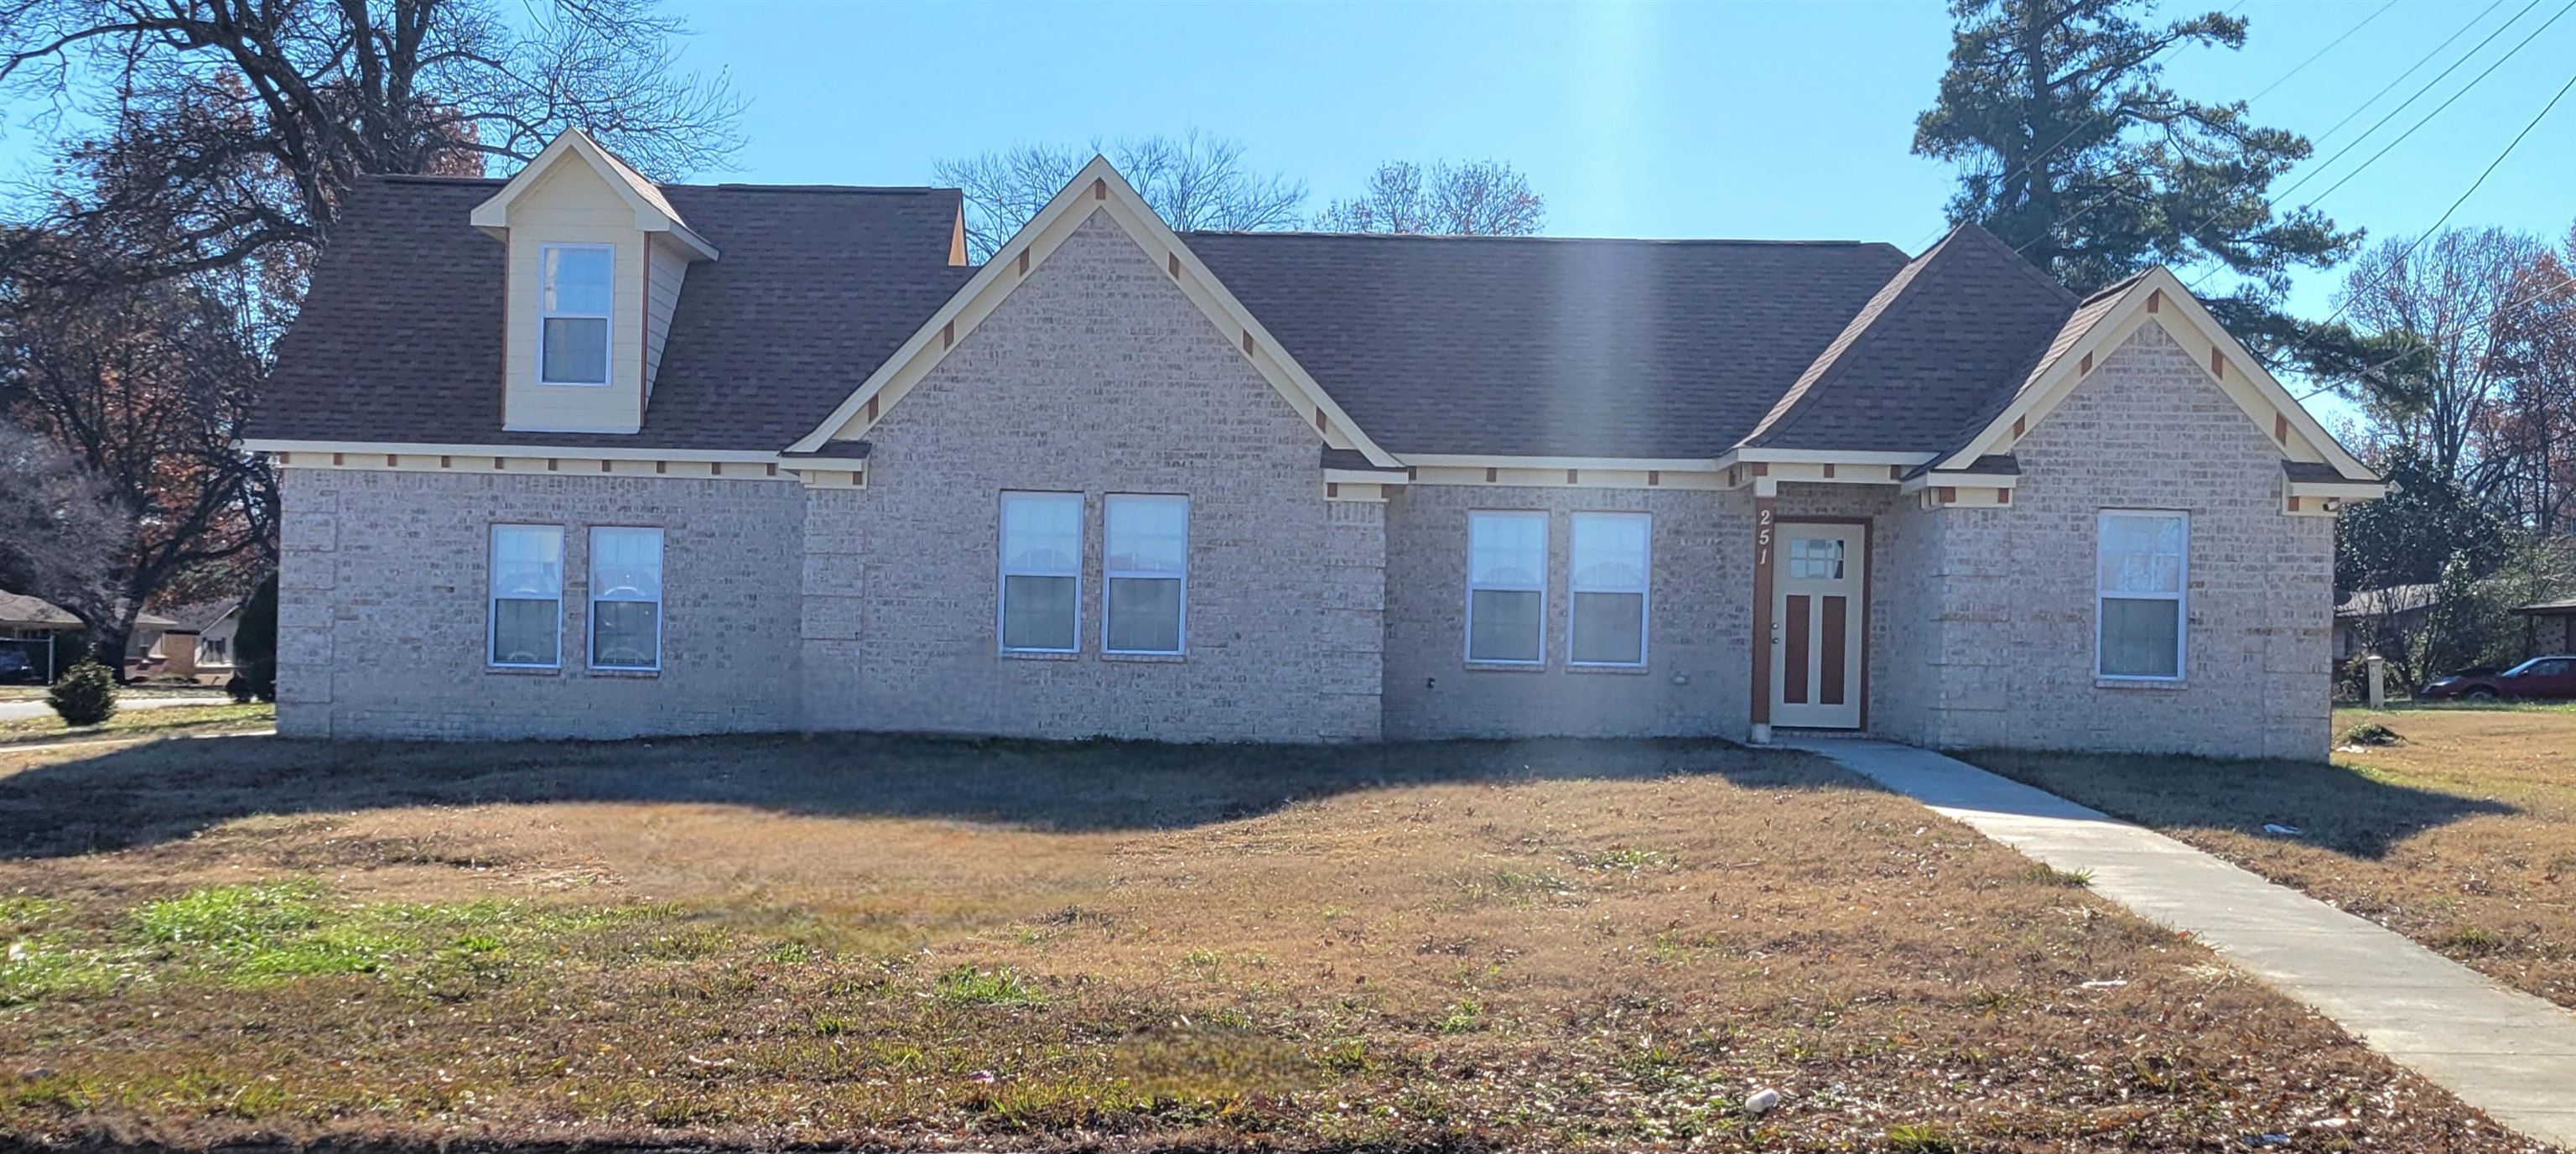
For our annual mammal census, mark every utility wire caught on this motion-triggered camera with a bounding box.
[2301,1,2576,212]
[2270,0,2550,208]
[2247,0,2401,105]
[2308,0,2506,149]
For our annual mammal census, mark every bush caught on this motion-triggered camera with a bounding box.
[2340,721,2402,747]
[235,571,278,703]
[46,659,117,726]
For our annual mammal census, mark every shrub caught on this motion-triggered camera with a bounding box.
[46,659,117,726]
[2340,721,2401,747]
[235,572,278,703]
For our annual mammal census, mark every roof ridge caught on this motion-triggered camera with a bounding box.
[1737,231,1966,448]
[1943,221,2080,307]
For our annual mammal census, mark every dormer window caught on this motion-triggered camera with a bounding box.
[539,244,613,385]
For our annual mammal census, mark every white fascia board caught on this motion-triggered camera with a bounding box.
[1399,454,1722,471]
[242,438,790,464]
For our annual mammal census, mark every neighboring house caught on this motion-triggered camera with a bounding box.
[0,590,83,683]
[120,610,184,678]
[240,130,2386,757]
[141,599,245,684]
[2517,596,2576,658]
[2333,583,2438,664]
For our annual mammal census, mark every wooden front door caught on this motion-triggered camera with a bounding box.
[1770,522,1867,729]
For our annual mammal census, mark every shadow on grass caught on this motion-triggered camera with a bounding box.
[0,730,1852,860]
[1962,748,2518,860]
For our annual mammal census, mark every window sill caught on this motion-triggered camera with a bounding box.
[1101,652,1187,663]
[1002,649,1080,662]
[1463,661,1549,673]
[1568,663,1651,675]
[586,667,661,679]
[2096,677,2187,691]
[486,666,561,677]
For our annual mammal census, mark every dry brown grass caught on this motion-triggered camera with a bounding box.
[0,731,2545,1151]
[1972,704,2576,1014]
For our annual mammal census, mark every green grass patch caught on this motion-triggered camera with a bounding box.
[0,703,273,745]
[935,965,1041,1006]
[137,881,324,947]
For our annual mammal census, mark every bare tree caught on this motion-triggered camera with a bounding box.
[2490,231,2576,537]
[1317,159,1545,237]
[0,419,133,647]
[0,257,273,668]
[0,0,744,295]
[2335,228,2541,491]
[935,131,1306,262]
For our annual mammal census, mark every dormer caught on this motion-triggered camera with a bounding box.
[472,128,718,434]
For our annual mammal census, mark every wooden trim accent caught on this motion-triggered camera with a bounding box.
[1566,469,1579,485]
[639,243,652,427]
[710,462,723,476]
[1484,466,1498,483]
[1241,330,1255,355]
[2011,417,2025,438]
[440,455,452,468]
[1016,248,1030,275]
[865,396,878,422]
[492,457,505,470]
[2147,289,2162,313]
[941,320,953,349]
[1750,463,1768,477]
[2275,412,2289,444]
[655,460,667,475]
[766,463,778,477]
[1997,487,2012,506]
[1315,409,1328,433]
[547,458,558,472]
[385,454,398,467]
[1818,595,1847,706]
[1822,463,1837,479]
[1647,470,1661,486]
[1783,594,1812,704]
[1327,481,1340,499]
[1092,178,1106,200]
[1749,497,1777,729]
[1937,486,1956,504]
[2288,495,2303,512]
[2080,351,2093,374]
[599,460,610,473]
[2210,347,2227,378]
[1168,252,1181,278]
[331,452,344,466]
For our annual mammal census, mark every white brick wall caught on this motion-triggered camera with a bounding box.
[797,213,1383,742]
[275,467,806,740]
[1891,322,2334,758]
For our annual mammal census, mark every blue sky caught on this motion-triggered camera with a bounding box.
[4,0,2570,354]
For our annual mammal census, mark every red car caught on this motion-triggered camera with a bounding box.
[2420,655,2576,701]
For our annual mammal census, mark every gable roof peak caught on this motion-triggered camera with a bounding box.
[469,127,717,260]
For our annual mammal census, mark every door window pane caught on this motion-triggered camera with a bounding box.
[1789,538,1845,580]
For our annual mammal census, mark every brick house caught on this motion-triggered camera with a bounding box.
[242,130,2386,756]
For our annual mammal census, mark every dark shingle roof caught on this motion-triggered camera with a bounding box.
[247,175,969,450]
[1184,232,1912,458]
[0,590,80,630]
[1742,225,2077,453]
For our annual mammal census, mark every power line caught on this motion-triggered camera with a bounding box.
[2308,0,2507,149]
[2324,66,2576,331]
[2247,0,2401,105]
[2270,0,2551,209]
[2303,1,2576,212]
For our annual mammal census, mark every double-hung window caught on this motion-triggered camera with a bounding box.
[538,244,613,385]
[489,524,564,668]
[1569,512,1649,666]
[2097,510,2187,680]
[589,527,664,670]
[1467,511,1547,663]
[1000,491,1082,652]
[1104,495,1187,654]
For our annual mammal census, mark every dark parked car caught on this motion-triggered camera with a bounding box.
[2421,655,2576,701]
[0,647,35,684]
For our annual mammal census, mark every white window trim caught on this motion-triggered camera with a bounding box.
[2096,508,2189,682]
[1568,511,1650,668]
[1102,494,1188,656]
[1465,510,1548,666]
[537,242,614,387]
[998,491,1083,655]
[587,526,664,673]
[488,522,564,670]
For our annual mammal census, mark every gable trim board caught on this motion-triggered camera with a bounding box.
[787,157,1403,469]
[470,130,719,261]
[1933,267,2379,487]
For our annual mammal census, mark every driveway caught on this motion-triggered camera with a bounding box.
[0,695,221,723]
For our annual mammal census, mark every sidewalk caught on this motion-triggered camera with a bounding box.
[1784,738,2576,1149]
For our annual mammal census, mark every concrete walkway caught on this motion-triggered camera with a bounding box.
[1784,738,2576,1149]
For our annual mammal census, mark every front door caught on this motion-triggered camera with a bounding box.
[1770,522,1867,729]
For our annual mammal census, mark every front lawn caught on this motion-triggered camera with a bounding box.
[0,732,2542,1151]
[1970,705,2576,1013]
[0,703,273,746]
